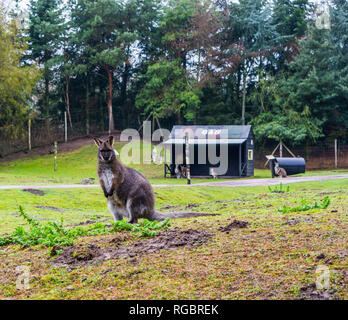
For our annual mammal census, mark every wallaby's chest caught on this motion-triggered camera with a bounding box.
[100,168,114,193]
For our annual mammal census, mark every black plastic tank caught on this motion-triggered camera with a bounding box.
[270,157,306,177]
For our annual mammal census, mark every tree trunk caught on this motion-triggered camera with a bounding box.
[97,84,104,131]
[86,77,90,135]
[176,111,181,125]
[194,44,201,125]
[105,65,114,134]
[241,66,247,126]
[44,69,50,118]
[121,61,130,129]
[44,67,50,137]
[65,75,72,128]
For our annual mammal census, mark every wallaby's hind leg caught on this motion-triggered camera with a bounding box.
[107,198,123,221]
[126,199,138,224]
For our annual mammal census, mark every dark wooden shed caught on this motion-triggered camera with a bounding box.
[163,125,254,178]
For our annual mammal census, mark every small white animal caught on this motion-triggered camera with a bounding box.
[210,168,218,179]
[157,152,163,164]
[152,146,157,163]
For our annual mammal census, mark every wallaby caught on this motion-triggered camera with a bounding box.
[210,168,218,179]
[174,164,185,179]
[94,136,199,223]
[274,162,287,178]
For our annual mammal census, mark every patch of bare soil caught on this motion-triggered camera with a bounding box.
[218,220,249,232]
[160,204,177,210]
[34,205,64,212]
[164,212,219,218]
[336,249,347,258]
[51,244,102,264]
[22,188,45,196]
[160,203,219,218]
[52,228,214,268]
[185,203,200,209]
[283,217,314,226]
[160,203,201,211]
[299,283,338,300]
[71,219,108,226]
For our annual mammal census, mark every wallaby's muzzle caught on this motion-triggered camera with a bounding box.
[100,150,113,162]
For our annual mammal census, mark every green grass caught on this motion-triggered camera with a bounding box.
[0,179,347,299]
[0,141,345,185]
[0,143,347,300]
[0,178,346,234]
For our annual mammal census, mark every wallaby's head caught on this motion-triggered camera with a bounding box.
[93,136,115,163]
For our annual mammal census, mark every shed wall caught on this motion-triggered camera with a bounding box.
[246,132,254,177]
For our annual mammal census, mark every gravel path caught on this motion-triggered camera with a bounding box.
[0,174,347,190]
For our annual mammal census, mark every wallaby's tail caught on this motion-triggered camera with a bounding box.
[149,211,218,221]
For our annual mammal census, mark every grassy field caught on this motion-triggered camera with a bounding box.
[0,141,346,185]
[0,143,347,300]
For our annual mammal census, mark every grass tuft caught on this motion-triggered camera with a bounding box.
[268,183,290,193]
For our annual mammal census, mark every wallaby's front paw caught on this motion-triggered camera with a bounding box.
[128,218,138,224]
[103,190,109,198]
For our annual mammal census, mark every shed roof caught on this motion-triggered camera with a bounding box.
[167,125,252,140]
[163,138,246,145]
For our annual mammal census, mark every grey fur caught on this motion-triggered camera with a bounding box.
[95,136,166,223]
[94,136,212,223]
[275,162,287,178]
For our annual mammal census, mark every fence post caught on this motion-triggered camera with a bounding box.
[54,141,57,171]
[279,141,283,157]
[64,111,67,143]
[334,139,337,169]
[185,133,191,185]
[28,117,31,151]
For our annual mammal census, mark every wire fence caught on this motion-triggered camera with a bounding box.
[1,115,348,171]
[254,143,348,170]
[0,105,108,157]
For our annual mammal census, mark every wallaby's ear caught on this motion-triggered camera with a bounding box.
[93,138,102,147]
[107,135,114,146]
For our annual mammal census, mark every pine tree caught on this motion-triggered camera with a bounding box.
[0,8,40,141]
[70,0,136,133]
[135,59,200,124]
[27,0,64,118]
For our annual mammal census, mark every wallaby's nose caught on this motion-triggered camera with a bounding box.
[101,150,112,161]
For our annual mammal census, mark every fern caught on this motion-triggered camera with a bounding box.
[0,207,171,247]
[278,196,331,213]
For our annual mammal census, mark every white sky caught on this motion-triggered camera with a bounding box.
[2,0,329,19]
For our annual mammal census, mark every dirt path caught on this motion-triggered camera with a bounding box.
[194,174,348,187]
[0,174,347,190]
